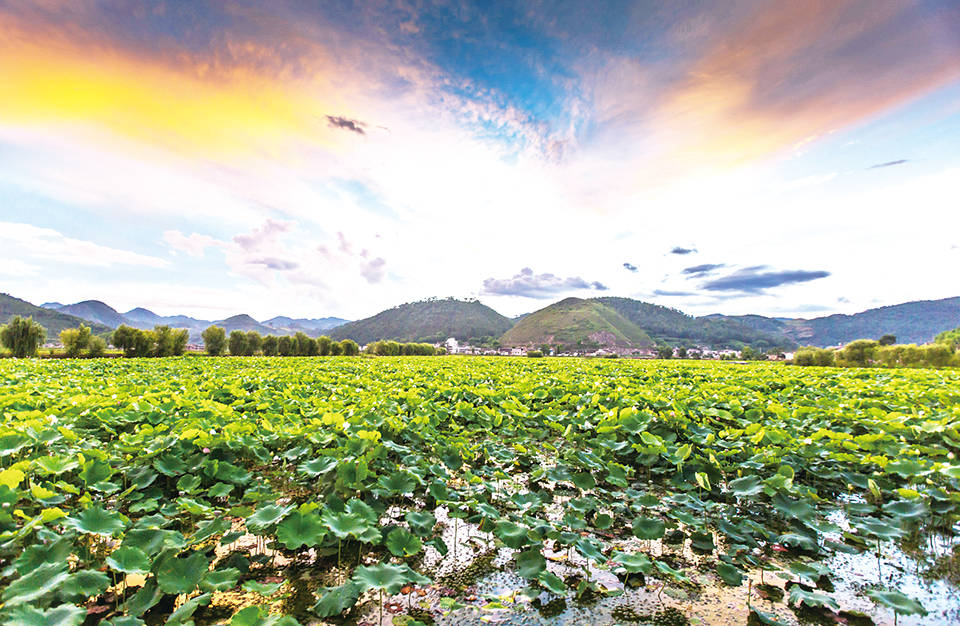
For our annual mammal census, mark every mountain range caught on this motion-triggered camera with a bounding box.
[4,291,959,351]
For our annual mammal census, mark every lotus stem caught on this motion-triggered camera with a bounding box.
[379,588,384,624]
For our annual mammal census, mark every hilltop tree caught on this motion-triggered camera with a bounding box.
[0,316,46,357]
[245,331,263,356]
[202,325,226,355]
[228,330,247,356]
[935,327,960,349]
[60,324,92,358]
[878,334,897,346]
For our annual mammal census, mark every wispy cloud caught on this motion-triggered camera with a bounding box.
[0,222,169,268]
[869,159,908,169]
[482,268,608,298]
[682,263,725,276]
[326,115,366,135]
[670,247,696,255]
[623,262,637,272]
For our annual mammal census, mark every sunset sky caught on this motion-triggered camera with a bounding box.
[1,1,959,321]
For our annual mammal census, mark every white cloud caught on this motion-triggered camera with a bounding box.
[0,222,169,268]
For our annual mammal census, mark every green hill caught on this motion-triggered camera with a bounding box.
[330,298,513,344]
[0,293,112,339]
[500,298,652,350]
[594,297,794,350]
[708,296,960,347]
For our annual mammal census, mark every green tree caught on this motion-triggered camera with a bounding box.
[262,335,279,356]
[339,339,360,356]
[228,330,247,356]
[202,325,226,355]
[277,335,295,356]
[935,326,960,349]
[329,340,342,356]
[0,316,46,357]
[134,329,156,357]
[836,339,879,367]
[60,324,92,358]
[112,324,139,357]
[317,335,332,356]
[923,343,954,367]
[154,325,175,356]
[878,334,897,346]
[245,331,262,356]
[87,335,107,357]
[656,345,673,359]
[677,346,688,358]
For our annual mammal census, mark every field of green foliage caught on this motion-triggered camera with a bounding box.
[0,357,958,626]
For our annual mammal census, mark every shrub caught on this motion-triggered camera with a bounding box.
[836,340,878,367]
[527,350,543,358]
[87,335,107,357]
[339,339,360,356]
[61,324,92,357]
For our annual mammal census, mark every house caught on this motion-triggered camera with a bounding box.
[444,337,458,354]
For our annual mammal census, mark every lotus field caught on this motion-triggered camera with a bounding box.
[0,357,958,626]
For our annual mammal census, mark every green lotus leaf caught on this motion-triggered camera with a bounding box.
[122,528,186,556]
[654,560,690,584]
[4,603,86,626]
[166,592,210,624]
[632,516,665,540]
[884,459,928,478]
[200,568,241,592]
[787,561,830,583]
[246,504,294,534]
[605,463,628,488]
[352,562,431,595]
[345,498,378,524]
[771,494,816,523]
[313,581,363,617]
[575,537,605,562]
[67,504,127,536]
[277,511,326,549]
[322,511,367,539]
[427,536,449,556]
[716,562,743,586]
[747,605,789,626]
[33,455,78,476]
[612,552,652,574]
[776,532,819,552]
[690,531,715,553]
[428,480,450,501]
[853,518,904,541]
[865,589,927,616]
[0,433,29,457]
[242,580,283,595]
[788,587,838,611]
[728,475,764,497]
[494,521,531,549]
[102,618,146,626]
[156,550,209,594]
[13,537,73,575]
[208,482,234,498]
[594,512,613,529]
[405,510,437,536]
[386,527,423,557]
[298,457,338,477]
[538,571,566,594]
[59,568,110,601]
[80,459,113,485]
[153,454,187,477]
[3,562,71,606]
[882,499,928,521]
[124,577,162,616]
[572,472,596,490]
[107,546,150,574]
[378,470,418,495]
[229,605,299,626]
[188,518,232,546]
[176,474,202,493]
[515,548,546,579]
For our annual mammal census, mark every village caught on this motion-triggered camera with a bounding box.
[439,337,794,360]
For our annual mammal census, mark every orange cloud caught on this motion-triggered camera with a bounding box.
[0,16,351,160]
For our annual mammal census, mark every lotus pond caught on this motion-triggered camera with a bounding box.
[0,356,958,626]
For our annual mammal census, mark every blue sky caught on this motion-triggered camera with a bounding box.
[0,0,958,320]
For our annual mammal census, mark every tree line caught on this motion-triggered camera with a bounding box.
[201,326,361,356]
[793,331,960,368]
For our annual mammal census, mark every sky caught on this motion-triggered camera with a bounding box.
[1,0,959,322]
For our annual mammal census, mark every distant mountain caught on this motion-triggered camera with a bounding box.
[40,302,64,310]
[262,316,348,334]
[0,293,112,338]
[56,300,126,328]
[501,297,652,350]
[213,314,276,335]
[595,297,794,350]
[331,298,512,344]
[708,296,960,347]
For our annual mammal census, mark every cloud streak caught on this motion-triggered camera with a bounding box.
[869,159,909,169]
[326,115,366,135]
[701,268,830,293]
